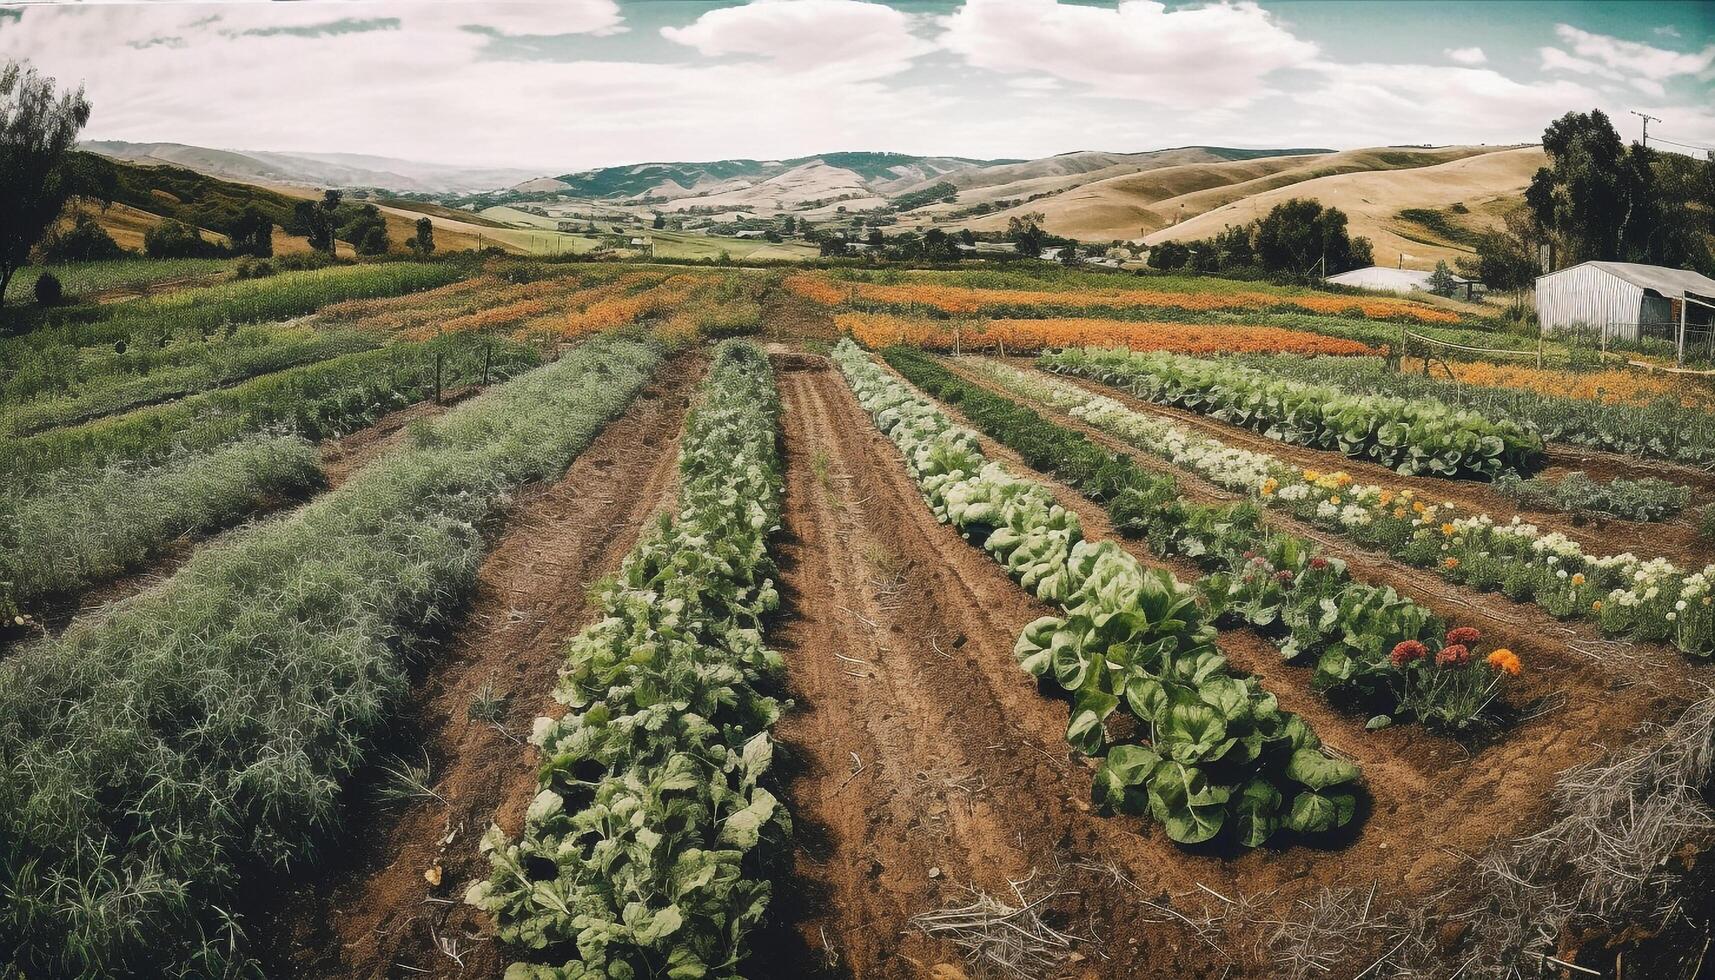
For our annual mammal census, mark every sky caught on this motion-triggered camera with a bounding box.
[2,0,1712,175]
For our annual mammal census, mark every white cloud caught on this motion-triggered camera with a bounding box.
[661,0,933,78]
[1296,61,1599,145]
[1445,46,1486,65]
[937,0,1318,107]
[1547,24,1715,82]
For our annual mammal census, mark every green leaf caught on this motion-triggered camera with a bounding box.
[1285,748,1360,790]
[1283,790,1357,833]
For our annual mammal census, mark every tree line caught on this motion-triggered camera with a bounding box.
[1146,198,1374,281]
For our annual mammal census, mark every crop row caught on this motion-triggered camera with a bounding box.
[8,257,234,300]
[1045,347,1544,480]
[889,349,1520,732]
[788,272,1464,324]
[0,327,381,436]
[833,311,1380,357]
[833,339,1362,847]
[990,358,1715,659]
[0,335,663,978]
[469,342,788,977]
[2,262,461,362]
[1241,354,1715,469]
[3,331,540,485]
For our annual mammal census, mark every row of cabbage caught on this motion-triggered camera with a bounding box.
[1238,353,1715,470]
[1046,347,1544,480]
[468,341,790,979]
[832,339,1360,847]
[1016,355,1715,658]
[0,336,663,979]
[894,350,1520,732]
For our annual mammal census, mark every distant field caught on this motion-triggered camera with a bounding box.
[8,256,235,304]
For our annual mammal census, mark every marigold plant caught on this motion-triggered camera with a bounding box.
[834,312,1379,357]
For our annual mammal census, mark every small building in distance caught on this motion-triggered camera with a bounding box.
[1534,261,1715,348]
[1326,265,1477,300]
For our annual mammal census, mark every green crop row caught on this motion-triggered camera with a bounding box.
[2,331,540,486]
[469,341,789,978]
[1239,353,1715,469]
[0,263,463,403]
[835,339,1361,848]
[0,328,382,436]
[925,353,1521,730]
[0,433,322,622]
[0,335,662,979]
[985,356,1714,659]
[1045,347,1544,479]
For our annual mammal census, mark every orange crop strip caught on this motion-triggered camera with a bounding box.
[786,272,1461,324]
[1407,357,1715,410]
[835,312,1381,357]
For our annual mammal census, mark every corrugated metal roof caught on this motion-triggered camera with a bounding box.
[1540,261,1715,300]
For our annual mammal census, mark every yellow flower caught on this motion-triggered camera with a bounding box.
[1330,495,1342,505]
[1413,501,1426,513]
[1592,599,1603,611]
[1571,573,1585,586]
[1379,490,1395,506]
[1304,469,1321,482]
[1441,523,1455,536]
[1393,507,1407,519]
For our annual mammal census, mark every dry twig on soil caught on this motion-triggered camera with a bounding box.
[909,873,1079,980]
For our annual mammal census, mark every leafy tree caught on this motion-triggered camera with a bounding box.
[1425,260,1460,297]
[1458,209,1543,318]
[144,220,223,258]
[292,189,342,254]
[780,215,796,235]
[865,228,884,247]
[1008,212,1048,257]
[1148,239,1191,271]
[229,206,273,258]
[1527,109,1630,265]
[958,228,977,246]
[1254,198,1363,281]
[41,212,125,262]
[652,213,666,229]
[409,216,435,256]
[0,61,91,308]
[341,203,389,256]
[819,236,848,257]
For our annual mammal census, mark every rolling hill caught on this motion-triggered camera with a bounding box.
[1140,145,1546,269]
[548,151,1015,203]
[82,140,540,194]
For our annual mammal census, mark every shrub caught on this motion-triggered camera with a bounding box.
[234,257,275,280]
[40,213,126,263]
[143,220,225,259]
[32,272,62,306]
[1493,471,1690,523]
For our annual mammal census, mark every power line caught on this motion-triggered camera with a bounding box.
[1649,134,1715,152]
[1630,109,1662,148]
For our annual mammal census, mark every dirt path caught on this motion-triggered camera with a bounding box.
[1037,364,1712,571]
[252,353,705,980]
[784,349,1696,978]
[319,386,478,487]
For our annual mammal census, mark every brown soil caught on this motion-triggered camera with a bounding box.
[250,353,705,980]
[761,351,1691,979]
[1036,363,1712,571]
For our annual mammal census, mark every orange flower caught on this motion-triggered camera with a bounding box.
[829,312,1379,357]
[1444,557,1460,570]
[1486,649,1522,676]
[1441,523,1456,536]
[1592,599,1604,611]
[1571,573,1586,586]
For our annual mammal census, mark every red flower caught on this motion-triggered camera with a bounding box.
[1436,644,1471,668]
[1445,626,1481,647]
[1275,570,1295,583]
[1309,557,1329,571]
[1390,640,1428,666]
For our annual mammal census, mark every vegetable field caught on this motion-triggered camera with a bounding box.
[3,257,1713,980]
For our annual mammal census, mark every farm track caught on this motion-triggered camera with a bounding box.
[810,351,1687,977]
[254,351,706,980]
[1033,362,1712,571]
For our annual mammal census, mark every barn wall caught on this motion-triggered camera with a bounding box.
[1536,266,1644,339]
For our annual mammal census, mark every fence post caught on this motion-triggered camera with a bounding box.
[434,351,444,406]
[1536,334,1543,370]
[482,342,493,387]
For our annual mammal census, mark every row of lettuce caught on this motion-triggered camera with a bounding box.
[884,348,1522,732]
[991,353,1713,658]
[0,336,662,979]
[468,342,790,978]
[1238,353,1715,470]
[833,339,1362,847]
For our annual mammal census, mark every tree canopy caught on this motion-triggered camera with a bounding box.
[0,60,91,309]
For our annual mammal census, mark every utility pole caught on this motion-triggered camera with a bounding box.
[1630,110,1661,148]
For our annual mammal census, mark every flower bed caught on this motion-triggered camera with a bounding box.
[833,311,1380,357]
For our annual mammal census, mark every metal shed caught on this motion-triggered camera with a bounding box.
[1535,261,1715,360]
